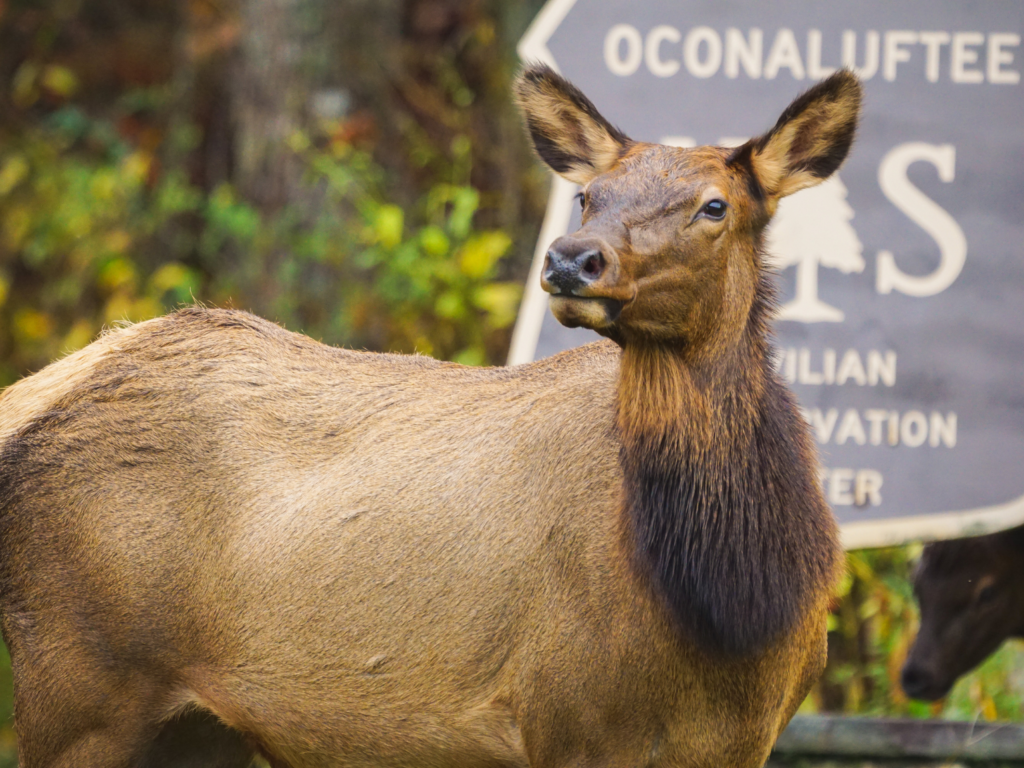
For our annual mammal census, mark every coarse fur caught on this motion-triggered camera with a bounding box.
[518,65,858,654]
[618,281,835,656]
[0,68,860,767]
[514,66,632,185]
[902,525,1024,701]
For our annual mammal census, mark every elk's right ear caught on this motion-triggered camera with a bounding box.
[730,70,862,200]
[515,65,632,185]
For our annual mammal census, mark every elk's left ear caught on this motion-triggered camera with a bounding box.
[515,64,633,185]
[730,70,862,199]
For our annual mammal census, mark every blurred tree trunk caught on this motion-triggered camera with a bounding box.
[228,0,547,354]
[233,0,326,211]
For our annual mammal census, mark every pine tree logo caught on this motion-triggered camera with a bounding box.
[765,175,864,323]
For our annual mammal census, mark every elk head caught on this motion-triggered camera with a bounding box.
[515,65,861,353]
[902,529,1024,701]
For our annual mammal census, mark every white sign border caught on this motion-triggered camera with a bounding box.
[509,0,1024,549]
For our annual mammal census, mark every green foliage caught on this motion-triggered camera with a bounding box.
[802,545,1024,723]
[0,118,520,385]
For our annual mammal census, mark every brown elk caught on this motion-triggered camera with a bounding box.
[902,524,1024,701]
[0,66,860,767]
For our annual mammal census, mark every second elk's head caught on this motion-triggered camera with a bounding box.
[515,65,862,351]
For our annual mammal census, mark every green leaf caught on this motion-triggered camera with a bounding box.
[373,204,404,249]
[459,230,511,279]
[41,65,78,98]
[419,225,450,258]
[472,282,522,328]
[150,262,199,303]
[435,290,464,320]
[447,187,479,240]
[453,347,487,367]
[0,155,29,196]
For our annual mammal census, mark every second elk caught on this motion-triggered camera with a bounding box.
[903,524,1024,701]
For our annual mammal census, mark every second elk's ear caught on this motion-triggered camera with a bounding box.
[729,70,862,200]
[515,64,633,185]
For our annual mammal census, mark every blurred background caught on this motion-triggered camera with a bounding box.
[0,0,1020,763]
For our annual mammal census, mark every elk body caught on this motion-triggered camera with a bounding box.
[902,525,1024,701]
[0,67,860,767]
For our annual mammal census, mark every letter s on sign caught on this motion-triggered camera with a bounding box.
[876,143,967,297]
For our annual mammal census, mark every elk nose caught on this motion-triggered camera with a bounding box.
[543,239,606,295]
[900,662,935,700]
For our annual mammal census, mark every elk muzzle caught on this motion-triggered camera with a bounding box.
[900,659,951,701]
[542,236,625,330]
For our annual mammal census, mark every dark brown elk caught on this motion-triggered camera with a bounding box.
[902,524,1024,701]
[0,66,860,767]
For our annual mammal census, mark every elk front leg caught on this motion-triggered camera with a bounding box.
[9,639,250,768]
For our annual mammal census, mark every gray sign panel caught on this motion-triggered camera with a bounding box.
[509,0,1024,548]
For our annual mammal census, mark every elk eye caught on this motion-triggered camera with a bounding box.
[698,199,728,221]
[976,584,998,605]
[575,191,585,211]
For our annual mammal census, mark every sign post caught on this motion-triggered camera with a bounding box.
[511,0,1024,549]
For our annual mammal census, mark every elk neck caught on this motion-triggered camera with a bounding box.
[615,278,839,658]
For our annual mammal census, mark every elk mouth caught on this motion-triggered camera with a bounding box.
[548,295,624,329]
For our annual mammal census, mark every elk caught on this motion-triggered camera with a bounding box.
[0,66,860,767]
[902,525,1024,701]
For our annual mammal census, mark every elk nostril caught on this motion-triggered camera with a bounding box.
[580,252,604,280]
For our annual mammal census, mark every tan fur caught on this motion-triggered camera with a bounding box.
[747,75,861,198]
[514,71,628,184]
[0,70,859,767]
[1,311,824,767]
[0,319,155,444]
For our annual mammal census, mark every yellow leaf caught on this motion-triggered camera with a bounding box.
[453,347,487,367]
[435,290,464,320]
[0,154,29,196]
[419,226,449,257]
[982,696,998,721]
[458,231,511,279]
[13,308,53,342]
[98,258,137,292]
[129,297,164,322]
[847,552,875,582]
[330,138,352,159]
[11,62,39,108]
[0,273,9,308]
[473,282,522,329]
[287,130,311,154]
[103,293,134,325]
[104,230,132,254]
[67,213,92,239]
[476,20,496,46]
[3,205,32,249]
[90,170,118,201]
[150,263,192,294]
[373,205,404,249]
[835,569,854,598]
[858,597,880,620]
[121,152,151,185]
[796,693,819,715]
[41,65,78,98]
[62,320,94,353]
[413,336,434,357]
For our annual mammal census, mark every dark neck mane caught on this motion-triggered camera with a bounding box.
[617,280,840,657]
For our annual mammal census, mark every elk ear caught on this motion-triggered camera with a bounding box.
[730,70,862,199]
[515,64,632,185]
